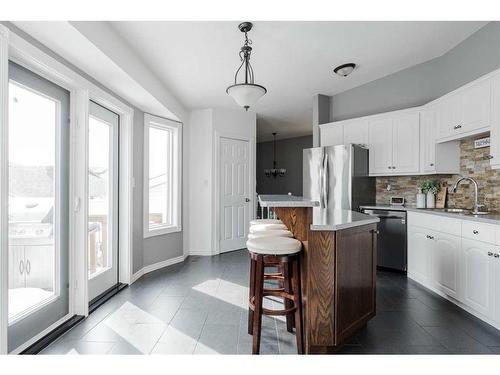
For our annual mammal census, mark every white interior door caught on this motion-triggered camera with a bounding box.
[87,101,119,301]
[220,137,250,253]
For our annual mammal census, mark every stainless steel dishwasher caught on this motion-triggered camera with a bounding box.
[362,208,407,272]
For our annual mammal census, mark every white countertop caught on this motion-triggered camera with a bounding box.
[258,194,319,208]
[310,209,380,231]
[360,205,500,225]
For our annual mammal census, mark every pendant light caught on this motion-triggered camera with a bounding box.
[264,133,286,178]
[226,22,267,111]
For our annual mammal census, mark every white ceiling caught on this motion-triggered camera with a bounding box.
[109,21,487,141]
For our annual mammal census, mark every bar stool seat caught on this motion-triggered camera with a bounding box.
[246,237,301,255]
[247,229,293,239]
[249,223,287,233]
[250,219,283,226]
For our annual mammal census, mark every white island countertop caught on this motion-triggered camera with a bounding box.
[258,194,320,208]
[310,209,380,231]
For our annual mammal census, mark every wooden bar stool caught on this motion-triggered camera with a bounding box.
[247,229,293,239]
[246,236,304,354]
[249,223,288,233]
[250,219,283,226]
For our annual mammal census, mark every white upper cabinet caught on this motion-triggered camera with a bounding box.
[420,105,460,174]
[391,112,420,174]
[462,79,491,133]
[491,74,500,169]
[436,78,491,141]
[420,107,437,173]
[368,110,420,175]
[320,123,344,146]
[368,117,394,174]
[344,119,369,146]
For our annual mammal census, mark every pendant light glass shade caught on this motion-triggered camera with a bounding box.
[227,22,267,111]
[226,83,267,110]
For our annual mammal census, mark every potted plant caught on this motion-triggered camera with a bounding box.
[420,180,440,209]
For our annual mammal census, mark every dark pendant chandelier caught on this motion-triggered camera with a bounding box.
[265,133,286,178]
[226,22,267,111]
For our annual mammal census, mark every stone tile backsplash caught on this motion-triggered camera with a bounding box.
[376,138,500,211]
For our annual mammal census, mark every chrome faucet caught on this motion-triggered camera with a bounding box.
[451,177,486,215]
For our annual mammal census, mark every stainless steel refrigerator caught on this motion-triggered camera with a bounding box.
[303,144,375,221]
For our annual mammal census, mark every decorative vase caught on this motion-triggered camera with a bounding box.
[416,191,426,208]
[426,192,435,209]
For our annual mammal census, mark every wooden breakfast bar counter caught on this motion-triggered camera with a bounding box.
[259,195,380,354]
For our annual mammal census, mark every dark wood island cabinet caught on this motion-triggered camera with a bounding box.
[259,197,379,354]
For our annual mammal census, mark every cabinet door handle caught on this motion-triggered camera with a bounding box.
[494,254,500,258]
[487,155,494,160]
[453,125,462,130]
[429,163,434,167]
[19,260,24,275]
[488,252,493,256]
[26,260,31,275]
[473,230,479,235]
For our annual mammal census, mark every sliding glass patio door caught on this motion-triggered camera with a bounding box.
[87,101,119,301]
[7,61,70,352]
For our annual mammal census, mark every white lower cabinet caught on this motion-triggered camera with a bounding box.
[407,211,500,329]
[461,239,495,318]
[408,225,433,284]
[433,232,461,300]
[493,250,500,323]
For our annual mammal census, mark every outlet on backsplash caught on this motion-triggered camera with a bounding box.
[375,138,500,211]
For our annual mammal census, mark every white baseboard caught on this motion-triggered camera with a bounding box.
[188,250,213,256]
[131,255,186,284]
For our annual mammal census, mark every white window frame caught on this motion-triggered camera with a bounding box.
[143,113,182,238]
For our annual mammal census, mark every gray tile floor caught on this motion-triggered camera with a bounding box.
[41,250,500,354]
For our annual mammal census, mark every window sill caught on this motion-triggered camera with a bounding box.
[143,225,182,238]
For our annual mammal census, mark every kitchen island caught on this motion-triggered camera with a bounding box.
[259,195,380,354]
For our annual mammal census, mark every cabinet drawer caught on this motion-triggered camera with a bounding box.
[462,220,498,244]
[407,211,461,236]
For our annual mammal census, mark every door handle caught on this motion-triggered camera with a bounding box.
[488,252,493,256]
[494,254,500,258]
[19,260,24,275]
[26,260,31,275]
[245,198,250,202]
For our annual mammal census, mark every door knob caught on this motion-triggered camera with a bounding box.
[245,198,250,202]
[495,254,500,258]
[488,252,493,256]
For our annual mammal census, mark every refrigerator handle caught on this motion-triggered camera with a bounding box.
[323,154,329,207]
[320,152,328,208]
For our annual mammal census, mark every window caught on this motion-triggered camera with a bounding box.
[143,114,182,237]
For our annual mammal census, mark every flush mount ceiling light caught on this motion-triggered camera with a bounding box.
[334,63,356,77]
[226,22,267,111]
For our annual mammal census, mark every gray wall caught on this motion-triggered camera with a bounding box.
[331,22,500,121]
[256,136,312,196]
[4,22,183,274]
